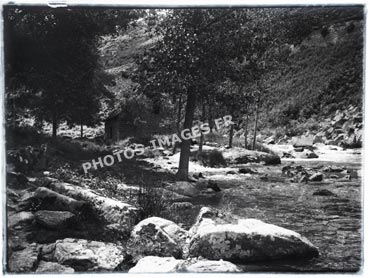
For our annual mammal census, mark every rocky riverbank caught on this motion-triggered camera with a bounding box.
[7,172,320,273]
[6,141,361,273]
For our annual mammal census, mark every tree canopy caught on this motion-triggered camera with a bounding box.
[4,7,140,137]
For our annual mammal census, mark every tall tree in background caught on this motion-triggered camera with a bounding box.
[4,7,138,139]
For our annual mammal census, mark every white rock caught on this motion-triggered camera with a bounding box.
[129,256,183,273]
[8,211,34,228]
[128,256,242,273]
[223,147,280,165]
[189,207,319,262]
[54,238,125,271]
[128,217,188,259]
[46,179,138,232]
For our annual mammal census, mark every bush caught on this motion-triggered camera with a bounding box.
[135,180,169,221]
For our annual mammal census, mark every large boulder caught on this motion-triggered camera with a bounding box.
[127,217,189,260]
[34,210,76,229]
[188,207,319,262]
[36,261,74,273]
[262,152,282,165]
[8,243,39,273]
[53,238,125,271]
[128,256,242,273]
[33,187,88,213]
[223,148,280,165]
[196,149,227,167]
[7,211,34,228]
[45,179,138,233]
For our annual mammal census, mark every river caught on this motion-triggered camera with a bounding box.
[192,146,362,272]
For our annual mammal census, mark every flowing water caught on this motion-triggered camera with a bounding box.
[189,148,362,272]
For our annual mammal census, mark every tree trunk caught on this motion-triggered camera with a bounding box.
[176,90,196,181]
[80,123,83,138]
[207,98,214,133]
[173,95,183,154]
[244,102,249,149]
[198,101,206,156]
[244,112,249,149]
[176,95,182,134]
[228,123,234,148]
[52,113,58,140]
[252,101,259,150]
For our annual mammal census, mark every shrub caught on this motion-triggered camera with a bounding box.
[135,180,169,221]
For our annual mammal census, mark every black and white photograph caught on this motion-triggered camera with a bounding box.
[1,2,366,275]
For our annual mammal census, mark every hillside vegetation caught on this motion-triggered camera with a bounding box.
[263,19,363,129]
[98,10,363,141]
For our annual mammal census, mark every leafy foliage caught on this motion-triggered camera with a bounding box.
[4,7,140,135]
